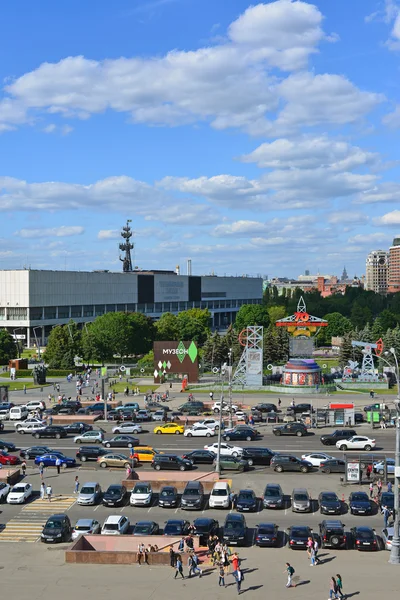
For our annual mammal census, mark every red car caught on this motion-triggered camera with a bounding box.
[0,451,20,465]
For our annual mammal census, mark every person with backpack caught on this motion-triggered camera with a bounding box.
[285,563,296,588]
[336,574,344,599]
[188,552,202,578]
[234,565,244,594]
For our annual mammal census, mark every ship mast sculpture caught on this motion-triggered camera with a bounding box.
[119,220,134,272]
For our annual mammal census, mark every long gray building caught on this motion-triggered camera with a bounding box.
[0,269,263,346]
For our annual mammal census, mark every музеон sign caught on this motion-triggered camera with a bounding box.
[153,341,199,383]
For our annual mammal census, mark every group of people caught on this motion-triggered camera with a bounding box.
[285,562,344,598]
[137,542,159,565]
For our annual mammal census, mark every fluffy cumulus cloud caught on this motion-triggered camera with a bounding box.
[0,1,381,136]
[373,210,400,225]
[15,226,84,238]
[354,182,400,204]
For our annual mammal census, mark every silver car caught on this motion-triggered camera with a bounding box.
[71,518,101,540]
[382,526,396,550]
[291,488,311,513]
[77,482,102,505]
[111,422,142,434]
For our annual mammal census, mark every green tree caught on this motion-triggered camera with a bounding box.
[44,321,82,369]
[202,331,225,370]
[129,313,155,356]
[372,310,398,339]
[235,304,270,331]
[155,312,180,341]
[350,303,372,330]
[339,332,353,367]
[319,312,352,345]
[0,330,18,363]
[263,327,281,364]
[177,308,211,345]
[267,305,286,324]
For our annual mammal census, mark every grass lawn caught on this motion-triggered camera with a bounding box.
[109,382,158,394]
[5,381,50,391]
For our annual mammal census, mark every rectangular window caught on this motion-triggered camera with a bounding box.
[95,305,105,316]
[0,308,5,320]
[106,304,116,313]
[137,304,146,313]
[43,307,56,319]
[201,291,226,298]
[117,304,126,312]
[30,307,43,320]
[146,304,155,312]
[58,306,70,319]
[179,302,186,311]
[71,305,82,318]
[163,302,171,312]
[126,303,135,312]
[7,307,28,320]
[171,302,178,311]
[155,303,163,312]
[83,305,94,317]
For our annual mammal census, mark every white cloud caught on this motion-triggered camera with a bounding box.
[15,226,84,238]
[212,220,270,236]
[354,182,400,204]
[241,136,378,170]
[98,229,119,240]
[347,232,389,244]
[373,210,400,225]
[43,123,56,133]
[383,104,400,127]
[328,211,369,224]
[61,124,73,135]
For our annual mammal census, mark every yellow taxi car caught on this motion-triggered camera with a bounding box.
[153,422,185,435]
[134,447,162,462]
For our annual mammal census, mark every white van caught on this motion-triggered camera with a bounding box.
[9,406,29,420]
[209,481,232,509]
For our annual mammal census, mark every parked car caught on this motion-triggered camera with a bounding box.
[273,423,308,437]
[301,452,335,467]
[133,521,159,535]
[235,489,258,512]
[152,454,192,471]
[271,454,313,473]
[223,428,258,442]
[103,484,128,507]
[181,481,204,510]
[204,442,243,457]
[7,482,33,504]
[379,492,394,511]
[158,485,179,508]
[253,403,278,413]
[214,455,248,472]
[287,403,313,414]
[71,518,101,540]
[291,488,311,513]
[76,446,108,462]
[336,436,376,451]
[97,453,133,469]
[209,481,232,509]
[319,458,346,474]
[41,514,72,543]
[223,513,247,546]
[163,519,191,536]
[287,525,314,549]
[255,523,279,547]
[111,422,142,434]
[77,482,102,506]
[134,447,162,463]
[241,447,275,466]
[152,410,168,422]
[62,422,93,434]
[123,402,140,411]
[320,429,357,446]
[0,482,10,502]
[25,400,46,411]
[34,426,67,440]
[373,458,395,475]
[0,440,16,452]
[194,418,222,430]
[319,520,347,549]
[130,482,153,507]
[212,402,238,413]
[0,451,20,465]
[318,492,342,515]
[34,453,76,468]
[101,515,130,535]
[182,450,215,464]
[193,518,219,545]
[103,435,140,449]
[15,422,46,435]
[74,431,104,444]
[349,491,372,515]
[263,483,284,509]
[19,446,52,460]
[136,410,152,421]
[184,425,215,438]
[153,422,184,435]
[350,526,378,550]
[381,526,396,551]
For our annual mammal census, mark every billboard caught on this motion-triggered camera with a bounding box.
[346,461,360,483]
[153,341,199,384]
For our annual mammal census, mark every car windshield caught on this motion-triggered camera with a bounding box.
[161,490,175,497]
[292,528,309,536]
[80,487,96,494]
[107,488,121,496]
[185,489,200,495]
[165,524,181,534]
[238,492,253,500]
[352,494,367,501]
[258,526,274,534]
[75,525,91,531]
[104,524,119,531]
[46,520,63,529]
[265,488,280,497]
[135,524,151,533]
[212,489,227,496]
[322,494,338,502]
[225,522,243,531]
[12,486,25,493]
[294,494,308,501]
[134,486,150,494]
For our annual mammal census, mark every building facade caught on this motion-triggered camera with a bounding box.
[388,238,400,294]
[365,250,389,294]
[0,270,262,346]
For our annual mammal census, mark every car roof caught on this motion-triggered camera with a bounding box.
[47,513,68,519]
[292,488,308,493]
[225,513,244,521]
[135,520,154,526]
[194,518,214,525]
[291,526,310,532]
[322,520,343,526]
[355,526,374,532]
[161,485,177,491]
[81,482,99,487]
[258,522,276,528]
[104,515,125,524]
[75,519,96,527]
[166,519,185,525]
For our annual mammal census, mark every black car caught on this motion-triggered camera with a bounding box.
[271,454,313,473]
[350,526,378,550]
[34,426,67,440]
[223,513,247,546]
[223,428,258,442]
[249,410,264,423]
[103,435,140,449]
[102,484,128,507]
[253,403,278,413]
[133,521,160,536]
[319,459,346,474]
[62,422,93,434]
[0,439,16,452]
[318,492,342,515]
[76,446,108,462]
[273,423,308,437]
[182,450,216,464]
[20,445,52,460]
[87,403,112,413]
[193,518,219,545]
[355,413,364,424]
[152,454,192,471]
[255,523,279,547]
[349,491,372,515]
[56,406,75,415]
[380,492,394,511]
[288,403,313,414]
[319,520,347,549]
[158,486,179,508]
[164,519,191,536]
[287,525,314,549]
[263,483,284,509]
[235,489,258,512]
[320,429,357,446]
[241,447,275,466]
[41,513,72,543]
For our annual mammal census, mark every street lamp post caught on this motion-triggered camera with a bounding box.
[385,347,400,565]
[214,369,224,477]
[228,349,233,430]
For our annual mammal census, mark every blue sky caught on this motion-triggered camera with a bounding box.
[2,0,400,278]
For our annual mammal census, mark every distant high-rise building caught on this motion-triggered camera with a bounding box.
[341,266,348,281]
[365,250,389,294]
[388,238,400,294]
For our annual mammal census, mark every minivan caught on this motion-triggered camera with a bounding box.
[209,481,231,509]
[77,482,102,506]
[181,481,204,510]
[291,488,311,513]
[9,406,29,420]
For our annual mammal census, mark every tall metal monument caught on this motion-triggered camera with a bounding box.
[119,220,134,273]
[232,326,263,387]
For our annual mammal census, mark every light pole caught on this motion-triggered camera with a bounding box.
[214,368,224,477]
[228,349,233,430]
[33,327,42,360]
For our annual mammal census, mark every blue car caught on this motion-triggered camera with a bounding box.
[34,453,76,468]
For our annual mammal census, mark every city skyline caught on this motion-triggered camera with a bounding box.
[2,0,400,277]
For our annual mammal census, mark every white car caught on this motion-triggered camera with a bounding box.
[336,436,376,451]
[301,452,335,467]
[0,409,10,421]
[15,417,46,428]
[152,411,166,422]
[101,515,130,535]
[7,482,33,504]
[71,518,101,540]
[111,422,142,434]
[204,442,243,457]
[130,482,153,506]
[184,425,215,438]
[25,400,46,411]
[373,458,395,475]
[0,482,10,502]
[15,422,47,434]
[382,526,395,551]
[234,411,247,421]
[212,402,238,414]
[194,418,221,430]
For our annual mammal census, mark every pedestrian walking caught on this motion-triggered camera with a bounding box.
[366,464,372,481]
[40,482,46,499]
[218,562,226,587]
[329,576,338,599]
[313,539,320,565]
[23,384,26,394]
[388,481,393,493]
[382,505,390,528]
[284,563,296,588]
[336,574,344,599]
[377,479,382,496]
[21,461,27,477]
[278,398,281,408]
[39,464,44,480]
[73,476,79,494]
[234,566,244,594]
[178,537,185,552]
[174,555,184,579]
[169,546,175,568]
[369,481,374,498]
[188,552,202,578]
[231,551,239,575]
[55,457,62,474]
[46,484,52,502]
[310,546,316,566]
